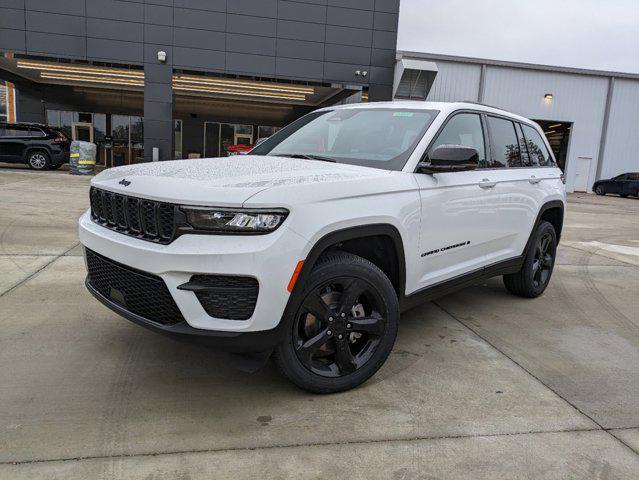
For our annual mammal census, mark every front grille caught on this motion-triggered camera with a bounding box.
[90,187,176,244]
[86,249,184,325]
[184,275,259,320]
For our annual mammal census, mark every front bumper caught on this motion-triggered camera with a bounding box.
[85,279,286,353]
[79,210,307,335]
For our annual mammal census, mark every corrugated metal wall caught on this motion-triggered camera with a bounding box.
[601,78,639,179]
[426,60,481,102]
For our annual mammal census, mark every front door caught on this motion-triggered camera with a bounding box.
[72,123,93,143]
[413,112,504,289]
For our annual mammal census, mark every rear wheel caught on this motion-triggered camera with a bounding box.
[503,221,557,298]
[27,151,50,170]
[595,185,605,195]
[48,163,62,170]
[274,252,399,393]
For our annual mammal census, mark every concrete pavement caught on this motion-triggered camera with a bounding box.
[0,169,638,479]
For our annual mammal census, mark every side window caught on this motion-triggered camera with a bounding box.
[28,127,46,137]
[487,116,520,167]
[4,126,30,137]
[516,123,531,166]
[429,113,486,166]
[522,124,553,167]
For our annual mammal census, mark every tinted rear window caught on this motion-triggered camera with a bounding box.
[487,116,520,167]
[522,124,554,166]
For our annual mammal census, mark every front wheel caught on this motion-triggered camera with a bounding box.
[274,252,399,393]
[595,185,605,195]
[503,221,557,298]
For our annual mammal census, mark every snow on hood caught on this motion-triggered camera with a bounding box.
[91,155,388,206]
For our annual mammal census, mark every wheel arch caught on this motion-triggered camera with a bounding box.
[297,224,406,297]
[22,147,51,162]
[523,200,564,254]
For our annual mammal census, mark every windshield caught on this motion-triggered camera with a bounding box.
[251,108,438,170]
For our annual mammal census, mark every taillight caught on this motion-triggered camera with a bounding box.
[53,137,64,143]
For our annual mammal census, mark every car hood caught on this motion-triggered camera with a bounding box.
[90,155,390,206]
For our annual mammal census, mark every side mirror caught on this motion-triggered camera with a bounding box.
[417,145,479,173]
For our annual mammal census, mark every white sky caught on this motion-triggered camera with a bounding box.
[397,0,639,75]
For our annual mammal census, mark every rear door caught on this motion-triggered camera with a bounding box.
[413,111,505,288]
[477,115,541,263]
[0,125,31,162]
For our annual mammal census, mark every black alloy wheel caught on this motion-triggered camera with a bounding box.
[503,220,557,298]
[293,276,387,377]
[532,232,553,289]
[274,252,399,393]
[595,185,605,195]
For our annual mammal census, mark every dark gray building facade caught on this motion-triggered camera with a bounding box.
[0,0,399,163]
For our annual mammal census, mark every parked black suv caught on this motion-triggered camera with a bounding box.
[0,122,70,170]
[593,172,639,198]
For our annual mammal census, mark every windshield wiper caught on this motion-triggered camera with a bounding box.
[273,153,336,163]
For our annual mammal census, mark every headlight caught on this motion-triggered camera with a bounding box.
[181,207,288,234]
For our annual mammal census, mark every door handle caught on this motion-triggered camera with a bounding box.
[529,175,542,184]
[478,178,496,189]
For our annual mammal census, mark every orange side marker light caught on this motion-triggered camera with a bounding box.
[287,260,305,293]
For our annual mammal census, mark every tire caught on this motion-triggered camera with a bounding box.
[620,194,629,198]
[274,251,399,394]
[503,221,557,298]
[595,185,605,195]
[27,151,50,170]
[48,163,62,170]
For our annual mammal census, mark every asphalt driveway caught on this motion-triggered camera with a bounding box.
[0,168,638,479]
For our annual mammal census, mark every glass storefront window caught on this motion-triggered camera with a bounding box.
[46,110,60,127]
[221,123,253,156]
[59,111,77,139]
[174,119,182,159]
[204,122,220,158]
[111,115,130,166]
[258,126,280,139]
[130,116,144,163]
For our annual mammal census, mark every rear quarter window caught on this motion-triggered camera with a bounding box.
[522,124,554,167]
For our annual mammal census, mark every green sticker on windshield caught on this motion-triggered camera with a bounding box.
[393,112,414,117]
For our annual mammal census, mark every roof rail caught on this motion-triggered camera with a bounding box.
[461,100,501,110]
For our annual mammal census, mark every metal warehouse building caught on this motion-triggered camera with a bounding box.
[1,0,638,193]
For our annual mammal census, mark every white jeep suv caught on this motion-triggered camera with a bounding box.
[79,101,565,393]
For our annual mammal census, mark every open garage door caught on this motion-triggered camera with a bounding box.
[534,120,572,172]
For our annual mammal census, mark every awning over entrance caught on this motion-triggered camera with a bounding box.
[393,57,438,100]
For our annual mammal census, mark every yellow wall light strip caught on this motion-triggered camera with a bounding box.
[173,84,306,101]
[174,74,314,94]
[40,72,144,87]
[18,60,144,78]
[174,77,313,95]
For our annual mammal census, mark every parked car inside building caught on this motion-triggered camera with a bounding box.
[0,122,69,170]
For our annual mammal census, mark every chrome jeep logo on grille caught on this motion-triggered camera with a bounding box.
[118,178,131,186]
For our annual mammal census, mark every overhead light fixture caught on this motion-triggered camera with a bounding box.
[173,84,306,101]
[544,130,556,135]
[18,60,143,79]
[40,72,144,87]
[548,123,562,129]
[544,93,553,101]
[174,74,314,94]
